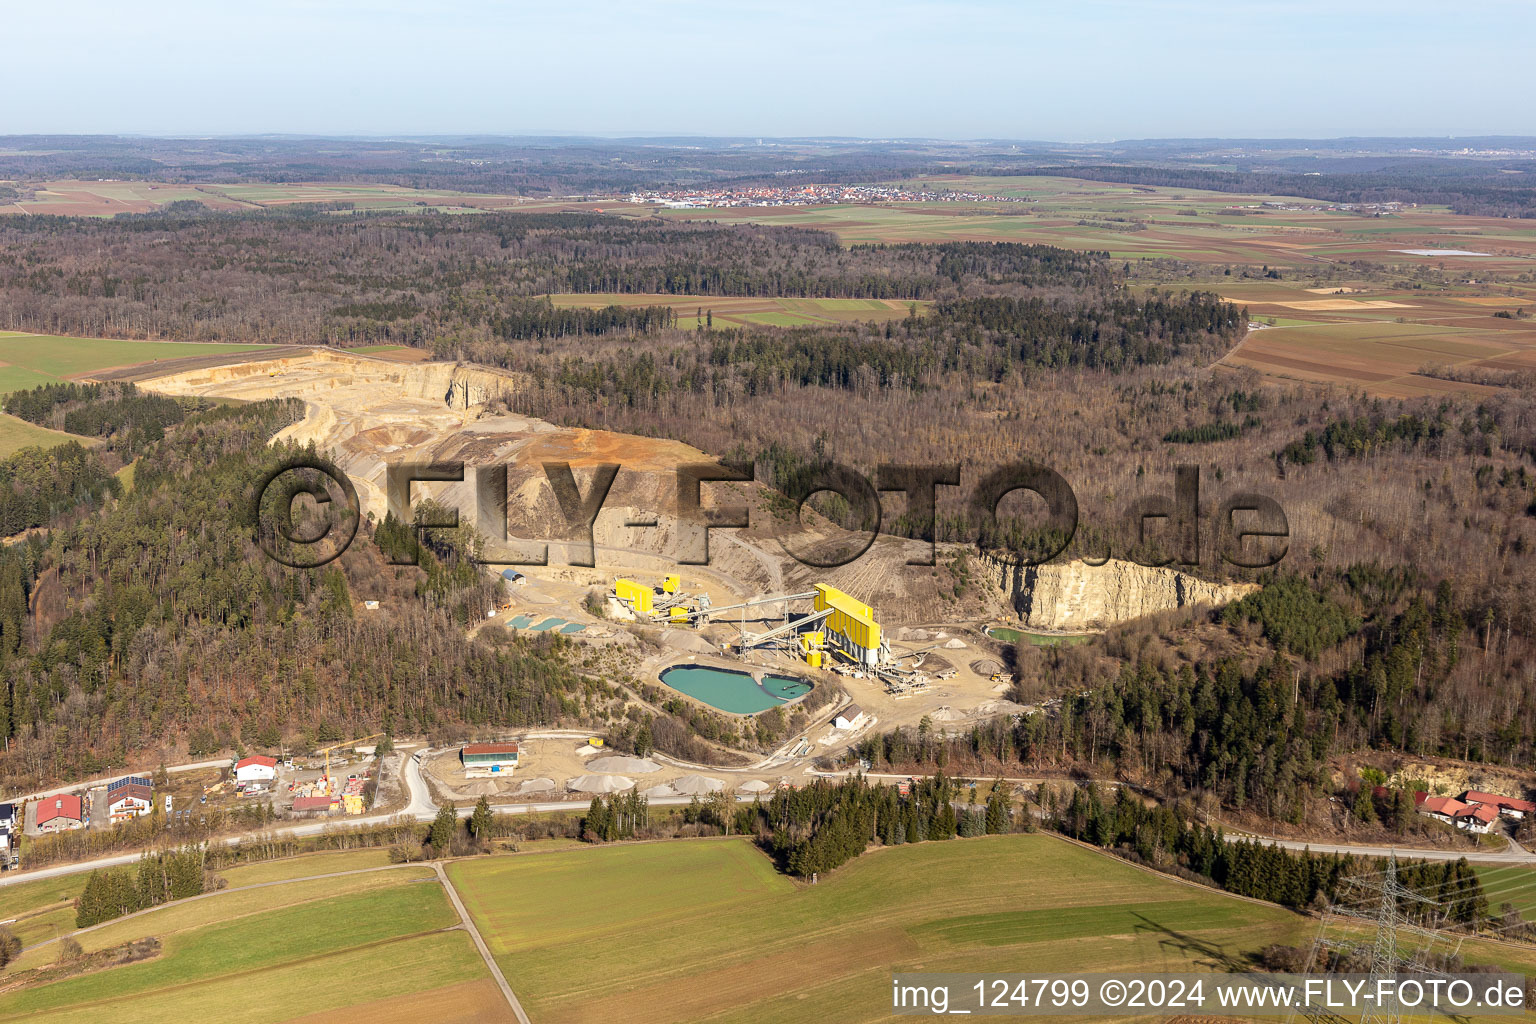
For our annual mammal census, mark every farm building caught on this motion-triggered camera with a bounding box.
[501,569,528,586]
[1458,804,1500,834]
[292,795,337,814]
[106,776,154,822]
[235,755,279,783]
[833,705,865,731]
[462,742,520,776]
[1415,794,1500,833]
[1459,790,1536,819]
[0,802,14,852]
[37,794,84,833]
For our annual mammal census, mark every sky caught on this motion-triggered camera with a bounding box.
[1,0,1528,140]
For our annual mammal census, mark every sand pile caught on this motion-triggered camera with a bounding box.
[670,774,725,795]
[943,638,967,649]
[568,774,636,794]
[929,706,967,722]
[514,777,557,795]
[661,630,716,654]
[897,627,933,641]
[587,755,661,774]
[641,783,678,799]
[460,780,502,796]
[739,779,771,794]
[975,699,1031,717]
[971,658,1005,675]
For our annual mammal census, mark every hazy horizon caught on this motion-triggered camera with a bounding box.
[1,0,1530,140]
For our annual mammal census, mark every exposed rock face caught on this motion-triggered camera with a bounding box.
[135,348,520,413]
[983,556,1257,631]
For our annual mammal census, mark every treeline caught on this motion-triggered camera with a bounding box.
[1053,785,1488,926]
[74,845,207,927]
[1220,575,1362,659]
[931,291,1242,373]
[1033,164,1536,219]
[4,381,206,459]
[501,289,1244,422]
[852,568,1504,819]
[1279,409,1453,465]
[734,774,1019,878]
[487,296,676,338]
[0,215,1120,345]
[1162,417,1257,444]
[0,441,119,537]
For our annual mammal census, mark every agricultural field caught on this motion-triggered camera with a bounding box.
[448,834,1320,1024]
[0,864,513,1024]
[0,332,275,391]
[617,175,1536,268]
[1212,281,1536,397]
[0,332,276,456]
[0,181,533,217]
[0,181,258,216]
[546,293,924,330]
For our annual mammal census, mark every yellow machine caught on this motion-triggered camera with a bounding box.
[812,584,883,666]
[614,578,653,615]
[799,631,825,668]
[663,574,681,594]
[670,605,690,623]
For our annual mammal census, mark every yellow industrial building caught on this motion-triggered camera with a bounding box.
[614,578,653,615]
[813,584,884,666]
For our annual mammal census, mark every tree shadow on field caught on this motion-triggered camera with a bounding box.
[1131,911,1249,972]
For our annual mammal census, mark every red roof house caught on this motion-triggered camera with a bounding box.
[36,794,83,831]
[1460,791,1536,816]
[1455,804,1500,831]
[1419,796,1471,820]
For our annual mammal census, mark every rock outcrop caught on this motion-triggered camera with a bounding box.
[983,556,1257,631]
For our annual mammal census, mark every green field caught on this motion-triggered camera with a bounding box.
[449,834,1316,1023]
[987,626,1092,646]
[546,293,922,330]
[0,332,273,392]
[0,332,274,458]
[1474,865,1536,921]
[0,413,88,459]
[0,867,498,1024]
[0,873,89,950]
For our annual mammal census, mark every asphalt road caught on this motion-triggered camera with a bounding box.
[1224,830,1536,865]
[0,748,745,888]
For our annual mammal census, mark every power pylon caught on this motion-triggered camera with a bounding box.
[1288,850,1455,1024]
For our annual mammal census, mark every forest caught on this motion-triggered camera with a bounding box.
[0,400,629,788]
[1053,785,1492,929]
[0,197,1532,844]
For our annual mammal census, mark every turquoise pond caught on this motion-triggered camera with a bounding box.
[506,615,585,633]
[658,666,811,714]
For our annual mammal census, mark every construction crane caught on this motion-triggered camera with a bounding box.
[314,733,383,793]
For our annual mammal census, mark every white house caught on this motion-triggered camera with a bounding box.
[235,755,279,783]
[105,777,154,822]
[833,705,866,731]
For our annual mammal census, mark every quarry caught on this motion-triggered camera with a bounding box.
[118,346,1261,773]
